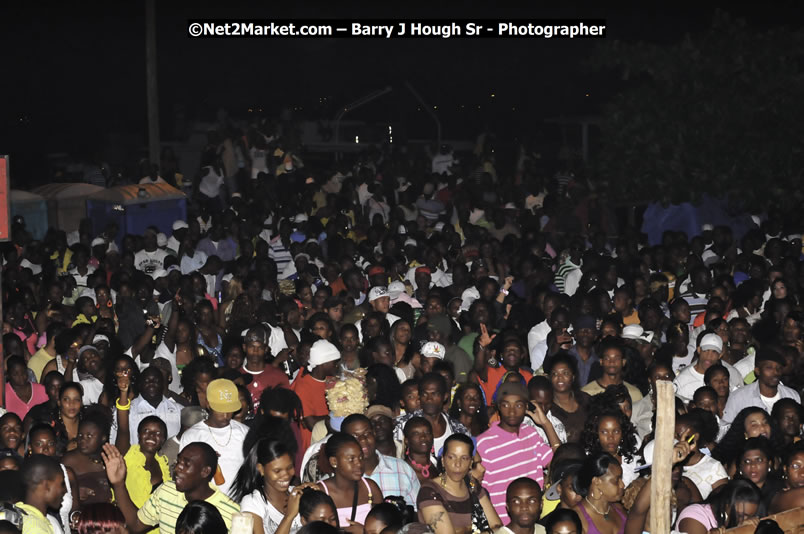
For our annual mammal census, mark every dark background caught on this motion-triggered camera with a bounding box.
[2,2,802,186]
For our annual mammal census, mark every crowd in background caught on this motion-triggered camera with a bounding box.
[1,119,803,534]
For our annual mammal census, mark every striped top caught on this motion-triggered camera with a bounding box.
[678,291,709,324]
[269,237,293,272]
[16,502,54,534]
[554,259,580,294]
[137,481,240,533]
[476,422,553,523]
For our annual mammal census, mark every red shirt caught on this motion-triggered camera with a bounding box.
[241,365,290,411]
[291,371,329,451]
[479,365,534,406]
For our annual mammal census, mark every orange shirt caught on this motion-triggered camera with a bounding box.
[291,371,329,451]
[623,309,640,326]
[329,278,346,296]
[479,365,534,406]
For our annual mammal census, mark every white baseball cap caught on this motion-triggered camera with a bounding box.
[622,324,654,344]
[388,281,406,300]
[368,286,389,302]
[699,333,723,352]
[421,341,446,360]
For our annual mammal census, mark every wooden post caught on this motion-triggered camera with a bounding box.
[650,380,676,534]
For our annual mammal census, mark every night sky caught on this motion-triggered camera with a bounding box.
[2,3,802,185]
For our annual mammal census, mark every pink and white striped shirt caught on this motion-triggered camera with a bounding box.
[476,421,553,522]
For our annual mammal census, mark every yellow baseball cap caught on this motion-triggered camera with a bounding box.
[206,379,241,413]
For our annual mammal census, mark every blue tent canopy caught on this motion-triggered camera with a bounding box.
[641,195,755,246]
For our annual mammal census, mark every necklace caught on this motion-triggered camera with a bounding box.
[408,455,432,478]
[206,423,233,448]
[585,497,610,520]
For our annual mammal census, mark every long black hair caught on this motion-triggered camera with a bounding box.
[175,500,228,534]
[448,383,489,433]
[581,408,639,463]
[102,354,140,402]
[241,416,298,479]
[713,407,783,469]
[179,356,218,405]
[572,451,620,497]
[366,364,402,410]
[229,439,293,502]
[705,477,764,529]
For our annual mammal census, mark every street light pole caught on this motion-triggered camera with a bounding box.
[145,0,160,168]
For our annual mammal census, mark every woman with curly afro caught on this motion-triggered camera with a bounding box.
[580,404,640,487]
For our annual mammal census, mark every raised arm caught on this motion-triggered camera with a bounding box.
[527,404,561,448]
[163,301,180,351]
[472,324,497,383]
[62,342,79,381]
[130,316,160,360]
[102,443,152,534]
[114,375,132,455]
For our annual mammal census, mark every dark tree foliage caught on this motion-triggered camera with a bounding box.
[591,11,804,206]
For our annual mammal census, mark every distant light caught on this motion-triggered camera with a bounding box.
[491,93,496,98]
[248,108,253,112]
[389,136,393,144]
[355,135,359,144]
[512,107,516,111]
[477,105,481,109]
[585,93,590,97]
[433,106,438,110]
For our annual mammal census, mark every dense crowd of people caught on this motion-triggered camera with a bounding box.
[1,123,803,534]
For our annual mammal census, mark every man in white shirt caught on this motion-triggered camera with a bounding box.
[112,366,182,445]
[134,228,169,276]
[76,346,104,404]
[527,293,560,371]
[674,332,742,403]
[722,349,801,425]
[355,287,401,341]
[166,220,188,255]
[178,237,208,275]
[431,145,456,175]
[180,379,248,496]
